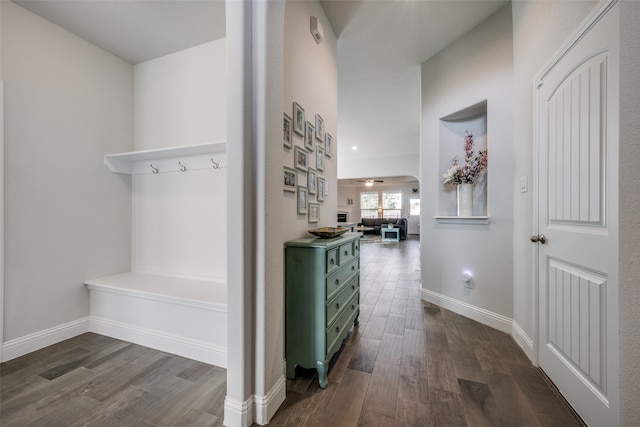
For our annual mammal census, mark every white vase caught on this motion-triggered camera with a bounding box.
[457,183,473,217]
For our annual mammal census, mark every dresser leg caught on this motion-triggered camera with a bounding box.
[317,360,328,388]
[286,362,296,379]
[354,311,360,327]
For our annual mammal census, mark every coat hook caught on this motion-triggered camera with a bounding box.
[211,158,219,169]
[179,161,187,172]
[151,164,159,174]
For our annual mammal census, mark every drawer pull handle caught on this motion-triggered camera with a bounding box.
[335,326,340,333]
[335,279,339,285]
[336,302,340,309]
[351,304,355,310]
[344,250,348,256]
[330,259,335,265]
[352,284,355,290]
[351,265,355,271]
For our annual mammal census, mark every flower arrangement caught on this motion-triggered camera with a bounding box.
[442,130,487,185]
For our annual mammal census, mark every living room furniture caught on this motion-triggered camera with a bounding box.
[358,217,407,239]
[381,227,400,242]
[285,232,361,388]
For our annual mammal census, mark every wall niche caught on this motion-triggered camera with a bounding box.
[438,100,488,218]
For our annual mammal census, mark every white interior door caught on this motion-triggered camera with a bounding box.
[408,196,420,234]
[535,3,619,426]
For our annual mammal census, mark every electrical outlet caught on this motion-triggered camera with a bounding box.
[520,176,528,193]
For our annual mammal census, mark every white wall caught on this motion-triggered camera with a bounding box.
[133,39,227,151]
[511,0,597,354]
[1,2,132,346]
[420,5,514,324]
[618,1,640,424]
[283,1,338,239]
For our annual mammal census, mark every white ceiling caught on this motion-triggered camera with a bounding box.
[321,0,508,164]
[12,0,226,64]
[11,0,507,179]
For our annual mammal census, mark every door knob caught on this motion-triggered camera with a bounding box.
[530,234,547,244]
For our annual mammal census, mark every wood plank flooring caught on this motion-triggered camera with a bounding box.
[0,333,226,426]
[269,236,585,427]
[1,236,583,426]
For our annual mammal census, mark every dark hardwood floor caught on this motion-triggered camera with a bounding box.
[269,236,584,427]
[1,235,583,426]
[0,333,226,426]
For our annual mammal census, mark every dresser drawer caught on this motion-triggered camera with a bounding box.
[326,257,359,301]
[326,248,339,274]
[326,275,359,327]
[339,241,357,265]
[325,292,359,357]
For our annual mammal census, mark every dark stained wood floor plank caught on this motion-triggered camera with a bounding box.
[395,399,430,427]
[361,362,400,418]
[362,315,388,340]
[428,388,468,427]
[458,378,505,427]
[318,369,370,426]
[347,337,380,374]
[376,333,403,366]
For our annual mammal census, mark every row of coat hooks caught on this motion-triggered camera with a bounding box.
[150,158,222,174]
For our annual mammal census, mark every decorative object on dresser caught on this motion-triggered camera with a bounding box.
[285,232,361,388]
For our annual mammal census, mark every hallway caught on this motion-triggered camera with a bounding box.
[269,236,584,426]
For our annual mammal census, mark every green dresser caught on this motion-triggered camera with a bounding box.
[285,232,361,388]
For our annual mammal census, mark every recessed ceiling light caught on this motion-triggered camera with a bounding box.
[352,146,358,150]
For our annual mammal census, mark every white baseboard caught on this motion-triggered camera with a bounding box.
[89,316,227,368]
[1,317,90,362]
[420,288,512,333]
[254,375,287,425]
[511,320,535,363]
[224,395,254,427]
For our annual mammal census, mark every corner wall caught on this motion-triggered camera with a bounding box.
[133,39,227,151]
[618,1,640,424]
[419,5,514,329]
[1,2,133,358]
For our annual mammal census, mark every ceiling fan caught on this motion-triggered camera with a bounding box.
[357,178,384,187]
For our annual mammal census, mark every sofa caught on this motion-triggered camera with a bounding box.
[359,217,407,240]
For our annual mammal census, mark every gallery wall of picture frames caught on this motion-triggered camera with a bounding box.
[283,101,333,224]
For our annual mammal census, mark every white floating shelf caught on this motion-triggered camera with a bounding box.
[433,216,490,225]
[105,141,226,174]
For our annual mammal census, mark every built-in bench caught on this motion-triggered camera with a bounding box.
[85,272,227,367]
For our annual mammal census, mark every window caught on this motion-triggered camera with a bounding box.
[360,192,379,218]
[382,192,402,218]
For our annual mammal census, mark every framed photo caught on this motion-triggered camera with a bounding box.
[294,145,308,171]
[317,177,325,202]
[315,114,324,141]
[283,113,292,148]
[305,121,314,151]
[316,146,325,171]
[308,203,319,223]
[307,168,317,195]
[293,102,305,136]
[283,166,297,192]
[325,133,332,158]
[297,186,308,214]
